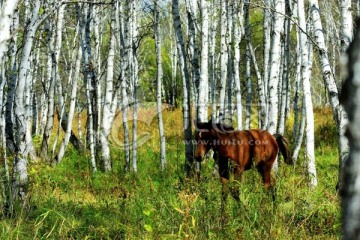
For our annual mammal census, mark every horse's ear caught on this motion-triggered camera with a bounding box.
[198,129,211,138]
[195,119,206,131]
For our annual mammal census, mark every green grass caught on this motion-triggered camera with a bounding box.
[0,108,341,239]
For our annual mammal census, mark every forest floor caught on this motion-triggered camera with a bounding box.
[0,107,340,239]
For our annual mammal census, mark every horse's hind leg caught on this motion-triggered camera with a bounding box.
[257,162,276,201]
[218,157,230,201]
[229,167,243,203]
[212,151,219,176]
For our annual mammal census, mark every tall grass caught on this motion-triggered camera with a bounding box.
[0,107,341,239]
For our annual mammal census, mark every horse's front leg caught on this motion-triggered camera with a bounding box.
[212,151,219,176]
[218,157,230,203]
[218,156,230,224]
[229,167,243,203]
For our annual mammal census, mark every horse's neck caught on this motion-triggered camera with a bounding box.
[211,130,231,142]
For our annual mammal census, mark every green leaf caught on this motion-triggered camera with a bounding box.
[191,216,196,227]
[143,209,151,216]
[144,224,153,232]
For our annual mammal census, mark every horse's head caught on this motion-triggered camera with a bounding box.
[194,122,212,162]
[194,120,234,162]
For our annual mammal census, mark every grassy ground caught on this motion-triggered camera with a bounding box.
[0,108,341,239]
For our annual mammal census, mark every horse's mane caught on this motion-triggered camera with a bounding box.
[196,120,234,133]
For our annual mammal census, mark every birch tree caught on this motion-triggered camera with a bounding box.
[267,0,285,134]
[5,7,19,153]
[262,0,271,129]
[55,43,82,164]
[218,0,228,120]
[308,0,349,190]
[13,0,63,201]
[130,0,139,173]
[0,0,20,62]
[186,0,200,109]
[233,1,243,130]
[298,0,317,187]
[340,0,353,53]
[209,1,218,121]
[226,0,233,122]
[118,0,131,172]
[98,3,117,172]
[154,0,166,170]
[92,4,102,146]
[244,0,251,129]
[292,2,302,143]
[172,0,194,177]
[197,0,209,123]
[277,0,292,135]
[78,3,97,172]
[41,5,65,161]
[0,61,10,215]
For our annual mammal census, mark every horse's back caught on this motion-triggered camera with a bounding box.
[243,129,278,164]
[245,129,277,143]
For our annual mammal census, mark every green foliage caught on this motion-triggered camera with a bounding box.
[138,36,182,104]
[0,109,341,239]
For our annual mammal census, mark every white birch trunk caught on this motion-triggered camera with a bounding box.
[277,0,292,135]
[93,4,102,146]
[78,3,97,172]
[172,0,194,176]
[267,0,285,134]
[5,8,19,153]
[209,1,217,121]
[309,0,349,190]
[197,0,209,123]
[0,0,20,62]
[13,0,46,200]
[56,43,82,164]
[293,15,302,142]
[118,1,131,172]
[31,45,41,136]
[0,60,11,214]
[41,5,65,161]
[154,0,166,170]
[298,0,317,187]
[292,99,306,162]
[262,0,271,128]
[218,0,228,120]
[340,0,353,53]
[186,0,200,108]
[51,5,68,160]
[226,1,233,121]
[244,0,251,129]
[100,4,117,172]
[233,2,243,130]
[130,0,139,173]
[0,61,10,193]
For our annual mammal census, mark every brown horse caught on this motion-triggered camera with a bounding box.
[194,120,293,201]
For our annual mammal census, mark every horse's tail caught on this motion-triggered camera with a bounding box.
[273,134,293,165]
